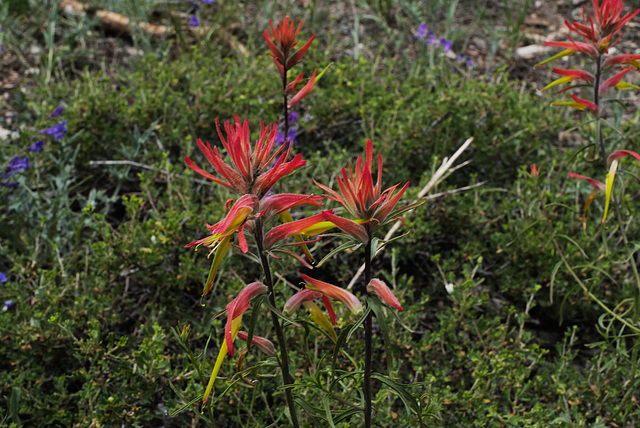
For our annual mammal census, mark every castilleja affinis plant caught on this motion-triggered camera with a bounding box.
[536,1,640,318]
[185,15,425,427]
[537,0,640,222]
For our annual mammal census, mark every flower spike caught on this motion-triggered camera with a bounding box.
[185,116,306,199]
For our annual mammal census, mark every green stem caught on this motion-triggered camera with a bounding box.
[254,218,300,428]
[363,239,373,428]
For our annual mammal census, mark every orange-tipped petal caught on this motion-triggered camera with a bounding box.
[301,274,363,314]
[286,34,316,69]
[283,288,323,315]
[285,73,304,94]
[225,282,268,356]
[567,172,605,191]
[367,278,403,311]
[288,69,317,108]
[321,211,369,242]
[599,67,633,94]
[264,212,328,248]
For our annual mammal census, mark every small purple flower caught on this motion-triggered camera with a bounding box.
[466,56,473,68]
[440,38,452,54]
[27,140,45,153]
[49,105,64,117]
[200,0,215,3]
[288,111,298,124]
[428,32,438,46]
[9,157,31,173]
[41,120,68,141]
[458,53,465,63]
[0,272,6,283]
[3,299,13,311]
[274,129,297,146]
[415,23,427,39]
[189,15,200,27]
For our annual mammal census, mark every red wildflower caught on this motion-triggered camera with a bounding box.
[185,115,306,199]
[263,16,316,77]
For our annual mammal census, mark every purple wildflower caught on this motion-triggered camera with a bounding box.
[440,38,452,53]
[3,299,13,311]
[201,0,215,3]
[274,128,297,146]
[41,120,68,141]
[415,23,427,39]
[0,272,6,283]
[27,140,45,153]
[9,157,31,173]
[288,111,298,124]
[466,56,473,68]
[50,105,64,117]
[189,15,200,27]
[458,53,465,63]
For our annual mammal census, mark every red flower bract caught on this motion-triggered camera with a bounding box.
[185,115,306,199]
[263,16,316,77]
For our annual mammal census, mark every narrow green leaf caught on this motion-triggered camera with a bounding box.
[315,240,361,268]
[323,395,337,428]
[556,234,589,259]
[372,373,421,417]
[10,387,21,426]
[549,260,562,304]
[367,297,394,378]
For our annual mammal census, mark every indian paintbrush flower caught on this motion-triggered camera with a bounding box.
[185,116,305,198]
[314,139,423,242]
[263,16,315,77]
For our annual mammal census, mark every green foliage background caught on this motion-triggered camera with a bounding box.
[1,0,640,426]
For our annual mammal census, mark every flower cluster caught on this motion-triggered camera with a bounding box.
[263,16,317,108]
[2,105,64,188]
[415,22,473,68]
[538,0,640,113]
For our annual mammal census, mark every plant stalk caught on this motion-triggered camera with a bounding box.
[363,238,373,427]
[282,66,289,144]
[254,217,300,428]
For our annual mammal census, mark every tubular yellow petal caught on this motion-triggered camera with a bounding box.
[202,316,243,405]
[279,211,314,263]
[303,301,337,341]
[552,101,587,110]
[202,235,232,296]
[300,220,337,236]
[615,81,640,91]
[602,160,618,224]
[541,76,574,91]
[536,49,574,67]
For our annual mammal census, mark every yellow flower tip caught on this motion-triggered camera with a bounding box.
[602,160,618,224]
